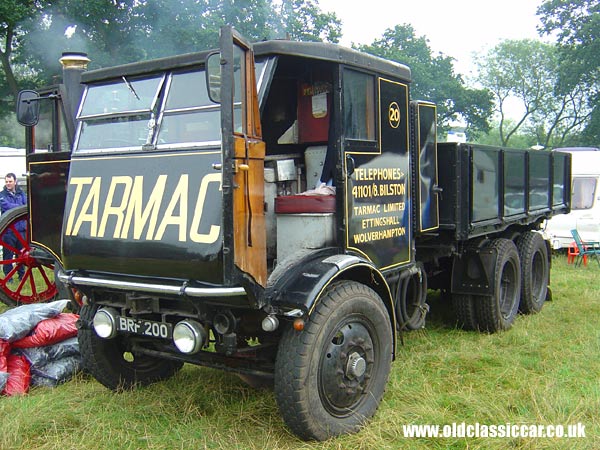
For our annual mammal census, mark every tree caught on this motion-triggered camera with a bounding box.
[357,24,493,138]
[476,39,591,148]
[538,0,600,143]
[538,0,600,86]
[4,0,342,91]
[21,0,149,72]
[0,0,343,147]
[0,1,53,113]
[275,0,341,43]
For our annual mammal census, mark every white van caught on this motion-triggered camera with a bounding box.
[544,147,600,248]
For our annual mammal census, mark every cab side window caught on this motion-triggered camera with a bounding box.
[343,69,375,141]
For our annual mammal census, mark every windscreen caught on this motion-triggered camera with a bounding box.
[75,68,220,153]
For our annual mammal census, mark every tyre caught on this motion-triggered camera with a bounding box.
[475,239,521,332]
[274,281,393,441]
[0,206,59,306]
[398,264,429,330]
[79,303,183,390]
[516,231,549,314]
[452,293,478,330]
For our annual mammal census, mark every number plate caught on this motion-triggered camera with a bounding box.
[117,316,173,339]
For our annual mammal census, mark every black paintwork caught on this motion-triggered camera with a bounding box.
[62,150,224,283]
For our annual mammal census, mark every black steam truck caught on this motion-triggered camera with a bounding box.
[16,27,570,440]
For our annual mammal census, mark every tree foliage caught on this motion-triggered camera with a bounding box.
[0,0,341,133]
[357,24,493,137]
[538,0,600,85]
[0,1,53,111]
[275,0,341,42]
[538,0,600,143]
[475,39,591,148]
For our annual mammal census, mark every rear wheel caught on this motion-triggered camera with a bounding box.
[274,281,393,441]
[516,231,549,314]
[452,294,478,330]
[476,239,521,332]
[0,206,59,307]
[79,303,183,390]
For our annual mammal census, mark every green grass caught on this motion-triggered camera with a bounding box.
[1,255,598,449]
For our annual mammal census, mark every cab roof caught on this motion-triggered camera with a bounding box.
[81,39,411,84]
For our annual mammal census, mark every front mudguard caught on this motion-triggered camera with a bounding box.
[266,249,397,357]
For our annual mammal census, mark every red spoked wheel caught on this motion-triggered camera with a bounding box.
[0,206,58,306]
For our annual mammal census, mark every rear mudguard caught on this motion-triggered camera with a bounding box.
[451,244,498,296]
[266,249,396,357]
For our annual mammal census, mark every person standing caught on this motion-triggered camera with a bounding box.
[0,173,27,281]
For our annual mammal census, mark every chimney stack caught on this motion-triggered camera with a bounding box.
[58,52,90,143]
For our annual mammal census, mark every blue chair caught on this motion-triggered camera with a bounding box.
[570,229,600,267]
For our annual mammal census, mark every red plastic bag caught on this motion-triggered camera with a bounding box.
[12,313,79,349]
[0,340,8,372]
[2,354,31,396]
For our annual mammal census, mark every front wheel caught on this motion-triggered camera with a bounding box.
[274,281,393,441]
[79,303,183,390]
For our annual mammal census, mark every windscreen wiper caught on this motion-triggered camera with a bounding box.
[122,76,140,100]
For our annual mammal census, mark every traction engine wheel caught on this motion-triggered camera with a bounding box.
[0,206,58,306]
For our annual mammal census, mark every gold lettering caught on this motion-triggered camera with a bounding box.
[72,177,102,237]
[190,173,222,243]
[121,175,167,239]
[65,177,94,235]
[155,175,188,242]
[98,176,133,238]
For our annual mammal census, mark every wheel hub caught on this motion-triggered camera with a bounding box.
[20,248,40,268]
[319,321,375,414]
[346,351,366,379]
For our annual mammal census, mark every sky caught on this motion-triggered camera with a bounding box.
[318,0,546,77]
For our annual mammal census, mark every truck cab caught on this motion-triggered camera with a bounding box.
[54,28,423,440]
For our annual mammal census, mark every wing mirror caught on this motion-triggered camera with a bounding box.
[16,90,41,126]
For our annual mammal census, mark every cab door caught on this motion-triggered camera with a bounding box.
[218,26,267,287]
[343,70,412,269]
[26,87,74,262]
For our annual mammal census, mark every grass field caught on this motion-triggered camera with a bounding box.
[0,255,598,449]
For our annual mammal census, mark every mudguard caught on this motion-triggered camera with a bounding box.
[451,245,498,296]
[266,249,397,355]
